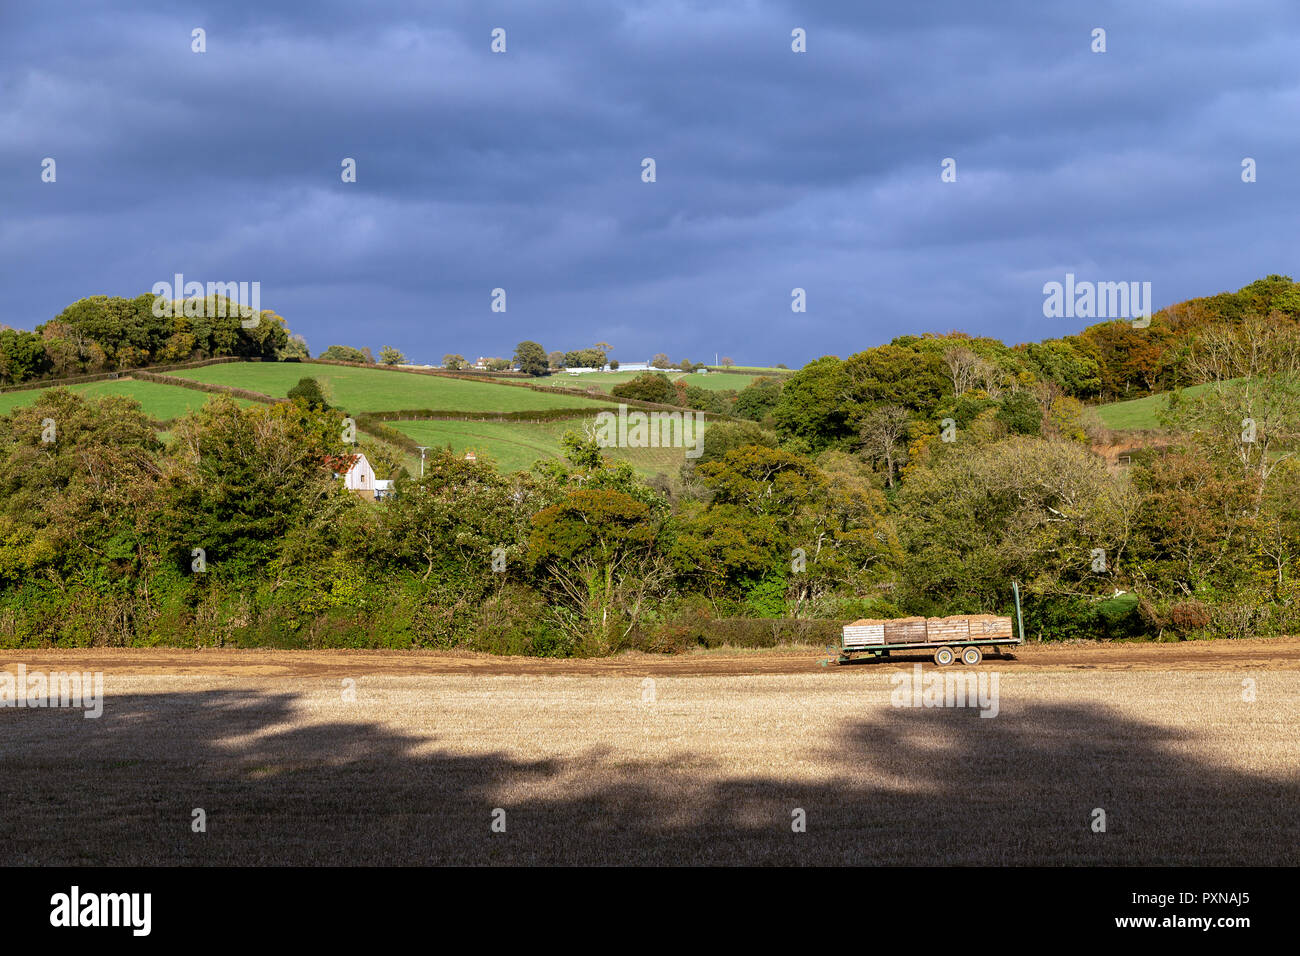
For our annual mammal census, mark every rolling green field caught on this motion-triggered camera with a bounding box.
[1,363,705,479]
[532,369,761,394]
[0,379,255,420]
[391,416,707,477]
[172,362,611,413]
[1093,382,1218,430]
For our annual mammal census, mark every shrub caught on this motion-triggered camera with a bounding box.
[287,376,329,410]
[1170,599,1212,634]
[612,372,676,405]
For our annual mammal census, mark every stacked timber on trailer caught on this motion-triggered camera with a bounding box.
[925,615,971,643]
[843,613,1014,649]
[965,614,1015,640]
[886,617,927,644]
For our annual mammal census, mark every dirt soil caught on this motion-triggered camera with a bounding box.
[4,634,1300,677]
[4,637,1297,865]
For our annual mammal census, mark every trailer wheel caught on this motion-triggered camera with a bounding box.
[933,646,955,666]
[961,646,983,666]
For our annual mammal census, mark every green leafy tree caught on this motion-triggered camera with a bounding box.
[611,372,676,405]
[287,377,330,410]
[160,397,344,578]
[0,328,51,384]
[320,344,373,364]
[895,436,1134,614]
[996,391,1043,436]
[513,340,549,377]
[528,487,664,653]
[382,450,528,583]
[772,356,850,451]
[732,376,783,422]
[277,333,310,361]
[562,348,607,368]
[0,390,162,588]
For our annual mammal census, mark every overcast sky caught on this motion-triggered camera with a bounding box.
[2,1,1298,366]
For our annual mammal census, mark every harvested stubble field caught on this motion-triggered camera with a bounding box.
[3,639,1298,866]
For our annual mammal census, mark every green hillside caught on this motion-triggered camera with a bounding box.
[172,362,611,413]
[0,378,256,420]
[390,416,707,477]
[1093,382,1221,430]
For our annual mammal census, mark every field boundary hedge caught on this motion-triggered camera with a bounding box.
[128,370,281,405]
[0,355,253,395]
[634,616,847,650]
[4,358,738,427]
[353,417,422,454]
[299,358,738,419]
[364,407,605,423]
[303,358,543,387]
[0,370,126,394]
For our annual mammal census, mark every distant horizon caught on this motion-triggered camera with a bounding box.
[4,272,1280,371]
[4,2,1297,365]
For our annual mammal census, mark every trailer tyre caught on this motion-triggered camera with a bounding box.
[962,646,983,666]
[934,646,955,666]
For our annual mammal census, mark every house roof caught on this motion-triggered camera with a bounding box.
[323,453,364,474]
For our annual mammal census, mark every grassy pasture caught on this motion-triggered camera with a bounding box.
[391,416,706,476]
[1093,381,1230,430]
[171,362,611,413]
[0,378,256,420]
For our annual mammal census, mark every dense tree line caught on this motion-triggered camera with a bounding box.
[1,276,1297,651]
[2,347,1296,652]
[0,294,295,386]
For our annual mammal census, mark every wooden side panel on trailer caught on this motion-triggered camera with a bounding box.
[925,616,970,643]
[967,614,1014,640]
[842,622,885,647]
[838,612,1020,665]
[883,617,927,645]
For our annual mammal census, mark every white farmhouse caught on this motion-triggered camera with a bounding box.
[328,453,380,500]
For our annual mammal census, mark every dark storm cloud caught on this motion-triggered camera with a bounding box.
[2,0,1298,365]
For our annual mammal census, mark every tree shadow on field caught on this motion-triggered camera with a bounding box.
[0,684,1294,865]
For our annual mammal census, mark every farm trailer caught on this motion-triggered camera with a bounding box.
[835,586,1026,666]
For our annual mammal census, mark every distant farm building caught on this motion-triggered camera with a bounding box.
[566,360,654,374]
[327,453,381,501]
